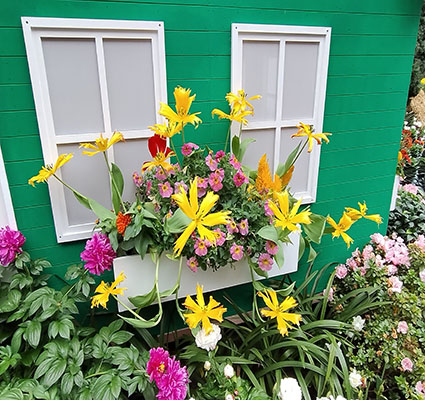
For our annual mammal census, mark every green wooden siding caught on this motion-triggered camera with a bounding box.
[0,0,422,289]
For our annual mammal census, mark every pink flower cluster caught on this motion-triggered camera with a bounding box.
[401,357,413,372]
[147,348,188,400]
[0,226,25,266]
[181,142,199,156]
[209,168,224,191]
[416,381,425,398]
[80,232,116,275]
[403,183,418,195]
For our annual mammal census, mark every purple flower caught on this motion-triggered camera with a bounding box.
[238,219,249,236]
[146,180,152,196]
[265,240,278,255]
[215,150,225,161]
[156,356,188,400]
[147,347,170,383]
[80,233,116,275]
[132,172,143,187]
[230,243,244,261]
[187,256,198,272]
[233,170,248,187]
[0,226,25,266]
[205,154,217,171]
[258,253,273,271]
[335,264,348,279]
[159,182,173,198]
[181,142,199,156]
[264,200,273,217]
[401,357,413,372]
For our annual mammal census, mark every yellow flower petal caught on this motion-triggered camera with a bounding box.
[28,153,73,186]
[80,132,124,156]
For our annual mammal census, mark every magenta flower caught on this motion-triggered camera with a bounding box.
[146,180,152,196]
[401,357,413,372]
[226,220,239,234]
[397,321,408,334]
[155,168,167,181]
[214,228,226,246]
[229,154,241,169]
[205,153,217,171]
[335,264,348,279]
[0,226,25,266]
[209,172,223,192]
[258,253,273,271]
[216,168,225,179]
[265,240,279,255]
[132,172,143,187]
[194,239,208,256]
[233,170,248,187]
[159,182,173,198]
[197,177,208,189]
[187,257,198,272]
[174,181,188,194]
[156,356,188,400]
[230,243,244,261]
[215,150,225,161]
[238,219,249,236]
[147,347,170,383]
[181,142,199,156]
[80,233,116,275]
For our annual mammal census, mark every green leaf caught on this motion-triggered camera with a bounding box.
[72,191,91,210]
[43,358,67,387]
[0,290,22,313]
[129,285,157,309]
[239,138,256,162]
[232,135,241,159]
[298,235,306,261]
[307,245,317,263]
[110,375,121,398]
[166,208,191,234]
[275,240,285,268]
[26,320,41,348]
[61,372,74,395]
[88,198,115,220]
[257,225,279,243]
[135,230,152,259]
[303,213,326,244]
[277,142,301,176]
[111,163,124,214]
[120,310,162,329]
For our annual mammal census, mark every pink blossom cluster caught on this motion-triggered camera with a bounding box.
[147,347,188,400]
[416,381,425,398]
[0,226,25,266]
[80,232,116,275]
[403,183,419,195]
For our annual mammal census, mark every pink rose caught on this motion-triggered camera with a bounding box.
[401,357,413,372]
[397,321,408,334]
[335,264,348,279]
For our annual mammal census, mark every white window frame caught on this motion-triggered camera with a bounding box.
[231,23,331,204]
[0,145,17,230]
[22,17,167,243]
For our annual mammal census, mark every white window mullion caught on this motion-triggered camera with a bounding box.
[273,40,285,173]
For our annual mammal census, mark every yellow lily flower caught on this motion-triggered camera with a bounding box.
[211,108,253,125]
[28,153,73,186]
[291,122,331,153]
[327,212,354,248]
[171,177,231,256]
[345,202,382,224]
[258,289,301,336]
[149,121,182,138]
[80,132,124,156]
[268,191,311,231]
[159,87,202,127]
[183,284,227,334]
[225,89,261,113]
[91,272,127,309]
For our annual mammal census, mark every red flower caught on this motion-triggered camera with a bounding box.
[142,135,175,172]
[116,212,132,235]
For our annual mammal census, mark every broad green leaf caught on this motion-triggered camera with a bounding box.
[275,240,285,268]
[239,138,256,162]
[72,190,91,210]
[166,208,192,234]
[88,198,115,220]
[232,135,241,159]
[111,162,124,214]
[277,142,301,176]
[0,290,21,313]
[26,320,41,348]
[298,235,306,261]
[120,310,162,329]
[129,285,157,309]
[42,358,67,387]
[135,230,152,259]
[110,375,122,398]
[257,225,279,243]
[303,213,326,244]
[308,245,317,263]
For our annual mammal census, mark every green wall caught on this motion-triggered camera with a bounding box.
[0,0,422,288]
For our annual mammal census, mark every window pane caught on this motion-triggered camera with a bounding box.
[241,129,275,171]
[58,143,111,226]
[280,127,310,194]
[282,42,319,120]
[104,39,156,131]
[42,38,104,135]
[242,40,279,122]
[113,138,151,202]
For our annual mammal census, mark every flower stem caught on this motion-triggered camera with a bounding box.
[290,139,309,170]
[224,121,232,153]
[170,137,182,168]
[175,256,186,323]
[52,174,85,200]
[181,124,185,145]
[103,152,127,213]
[249,264,265,323]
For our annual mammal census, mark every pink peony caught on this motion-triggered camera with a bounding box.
[205,153,217,171]
[209,171,223,192]
[194,239,208,256]
[181,142,199,156]
[238,219,249,236]
[371,233,386,248]
[335,264,348,279]
[401,357,413,372]
[0,226,25,266]
[388,276,403,293]
[156,356,188,400]
[215,150,226,161]
[387,264,398,276]
[397,321,408,334]
[258,253,273,271]
[80,233,116,275]
[265,240,279,255]
[159,182,173,198]
[132,172,143,187]
[147,347,170,383]
[403,183,418,195]
[187,257,198,272]
[230,243,244,261]
[362,245,374,261]
[233,170,248,187]
[214,228,226,246]
[229,154,241,169]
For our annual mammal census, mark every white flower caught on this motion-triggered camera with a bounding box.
[349,369,362,388]
[189,398,195,400]
[225,395,234,400]
[204,361,211,371]
[317,396,346,400]
[195,324,222,351]
[224,364,234,378]
[352,316,365,332]
[278,377,302,400]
